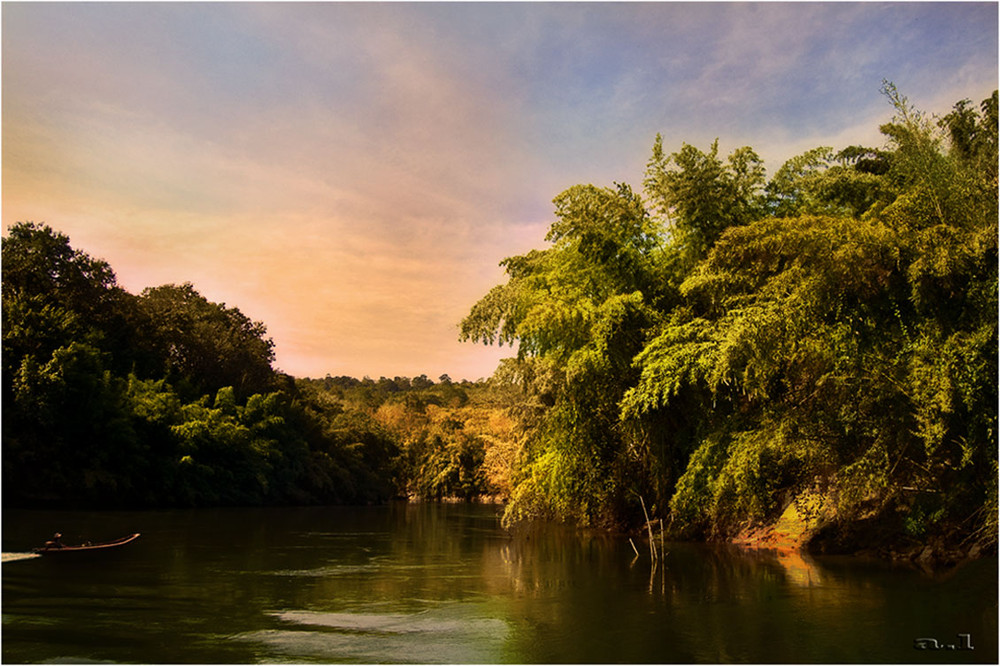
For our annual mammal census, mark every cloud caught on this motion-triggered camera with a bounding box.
[4,2,996,380]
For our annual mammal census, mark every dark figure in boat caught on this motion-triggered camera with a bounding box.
[35,532,140,555]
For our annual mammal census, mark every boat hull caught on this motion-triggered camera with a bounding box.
[34,533,140,556]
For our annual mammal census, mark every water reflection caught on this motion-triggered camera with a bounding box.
[235,606,511,664]
[787,551,823,587]
[3,504,996,664]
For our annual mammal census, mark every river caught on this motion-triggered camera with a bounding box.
[2,503,996,663]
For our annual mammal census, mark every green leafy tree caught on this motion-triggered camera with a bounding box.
[765,146,893,219]
[624,88,997,546]
[2,222,142,379]
[137,283,276,400]
[462,183,667,527]
[2,224,147,505]
[623,214,913,534]
[463,86,997,555]
[644,136,767,266]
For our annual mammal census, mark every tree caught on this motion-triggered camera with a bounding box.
[939,91,998,184]
[1,223,147,506]
[644,136,767,266]
[765,146,892,219]
[2,222,140,379]
[137,283,276,400]
[462,182,669,526]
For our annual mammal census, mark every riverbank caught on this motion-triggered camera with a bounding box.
[726,488,996,572]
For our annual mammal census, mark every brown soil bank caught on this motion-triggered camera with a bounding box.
[729,488,997,572]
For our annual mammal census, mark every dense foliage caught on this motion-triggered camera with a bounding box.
[463,85,998,552]
[0,224,517,509]
[1,225,409,507]
[297,375,517,502]
[4,85,995,560]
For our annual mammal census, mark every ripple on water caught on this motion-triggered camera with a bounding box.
[266,563,382,577]
[266,557,474,579]
[273,609,506,635]
[233,606,510,663]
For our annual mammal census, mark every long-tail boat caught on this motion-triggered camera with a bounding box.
[34,533,140,556]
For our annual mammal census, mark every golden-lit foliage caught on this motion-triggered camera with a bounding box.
[463,86,998,552]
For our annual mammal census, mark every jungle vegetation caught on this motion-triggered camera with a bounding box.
[1,225,505,507]
[4,86,996,558]
[462,85,998,552]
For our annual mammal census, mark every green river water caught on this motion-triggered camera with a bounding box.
[2,503,996,663]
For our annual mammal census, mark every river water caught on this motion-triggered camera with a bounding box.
[2,503,996,663]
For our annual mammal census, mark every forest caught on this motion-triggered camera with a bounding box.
[459,85,998,560]
[3,85,996,561]
[0,236,510,508]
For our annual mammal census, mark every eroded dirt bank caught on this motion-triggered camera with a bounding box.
[728,489,996,572]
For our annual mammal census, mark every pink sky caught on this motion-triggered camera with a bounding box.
[3,3,996,380]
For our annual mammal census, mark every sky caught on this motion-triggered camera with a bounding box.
[3,2,997,381]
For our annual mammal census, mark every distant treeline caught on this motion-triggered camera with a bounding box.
[462,84,997,555]
[1,230,511,507]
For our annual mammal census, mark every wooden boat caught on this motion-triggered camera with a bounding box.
[34,533,140,556]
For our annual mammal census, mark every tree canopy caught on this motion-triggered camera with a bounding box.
[463,85,997,556]
[1,224,403,507]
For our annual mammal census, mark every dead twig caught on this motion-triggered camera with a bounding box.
[639,495,657,563]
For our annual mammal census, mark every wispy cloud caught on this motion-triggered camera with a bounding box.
[3,2,996,379]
